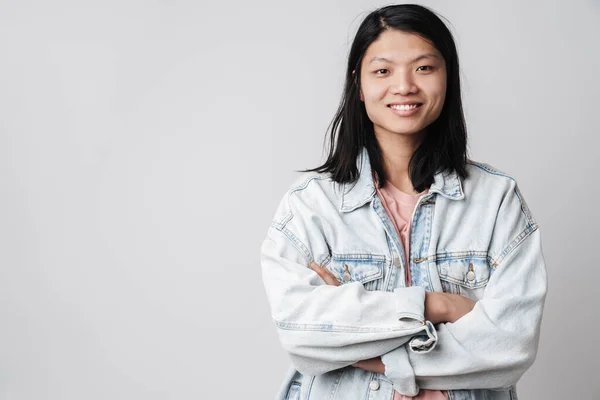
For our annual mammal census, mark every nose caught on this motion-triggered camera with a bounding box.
[390,70,418,95]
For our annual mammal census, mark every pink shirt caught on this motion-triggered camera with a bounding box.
[376,179,448,400]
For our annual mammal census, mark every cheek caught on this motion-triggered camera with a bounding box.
[425,81,447,111]
[363,84,387,111]
[438,82,448,106]
[435,74,447,103]
[361,79,386,101]
[361,89,387,118]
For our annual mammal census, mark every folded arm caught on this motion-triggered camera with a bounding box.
[381,183,548,396]
[261,224,438,376]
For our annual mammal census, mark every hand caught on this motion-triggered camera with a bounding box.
[351,357,385,374]
[424,291,447,324]
[426,292,477,324]
[310,262,341,286]
[444,293,477,323]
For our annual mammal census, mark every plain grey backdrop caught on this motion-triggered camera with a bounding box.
[0,0,598,398]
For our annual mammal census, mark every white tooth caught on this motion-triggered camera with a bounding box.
[392,104,417,111]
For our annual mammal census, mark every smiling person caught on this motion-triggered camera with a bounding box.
[260,4,547,400]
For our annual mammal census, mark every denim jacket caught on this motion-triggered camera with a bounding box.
[260,146,547,400]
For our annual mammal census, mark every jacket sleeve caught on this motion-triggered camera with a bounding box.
[381,180,548,396]
[260,185,438,376]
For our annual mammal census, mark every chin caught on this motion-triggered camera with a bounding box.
[387,124,425,136]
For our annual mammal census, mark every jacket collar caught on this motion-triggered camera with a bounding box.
[340,146,464,212]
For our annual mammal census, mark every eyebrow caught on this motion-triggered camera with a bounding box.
[368,53,441,65]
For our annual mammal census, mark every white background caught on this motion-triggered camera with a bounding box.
[0,0,598,398]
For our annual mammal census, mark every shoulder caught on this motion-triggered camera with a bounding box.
[463,161,541,267]
[270,170,342,229]
[285,170,338,197]
[464,160,530,205]
[464,159,538,241]
[466,160,520,185]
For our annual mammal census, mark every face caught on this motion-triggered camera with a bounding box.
[356,29,447,138]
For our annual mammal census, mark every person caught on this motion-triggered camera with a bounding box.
[260,4,547,399]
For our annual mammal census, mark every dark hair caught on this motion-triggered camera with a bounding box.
[301,4,468,192]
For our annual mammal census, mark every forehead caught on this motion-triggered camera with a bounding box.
[362,29,441,64]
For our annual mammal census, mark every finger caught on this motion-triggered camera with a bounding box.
[325,272,341,286]
[311,263,337,285]
[318,267,341,286]
[309,262,327,281]
[310,262,341,286]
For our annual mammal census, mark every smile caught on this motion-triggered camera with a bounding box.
[389,103,422,111]
[388,103,423,116]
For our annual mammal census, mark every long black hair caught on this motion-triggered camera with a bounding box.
[301,4,468,192]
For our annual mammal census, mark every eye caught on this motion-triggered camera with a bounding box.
[416,65,434,72]
[374,69,389,75]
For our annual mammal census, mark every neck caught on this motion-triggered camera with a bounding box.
[374,128,425,195]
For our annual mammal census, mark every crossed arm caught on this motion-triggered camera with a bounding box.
[309,261,476,374]
[262,181,547,395]
[262,224,546,395]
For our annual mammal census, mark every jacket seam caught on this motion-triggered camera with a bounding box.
[291,174,332,194]
[273,175,332,232]
[468,161,512,179]
[491,222,539,267]
[274,319,426,333]
[269,223,313,264]
[512,184,536,227]
[468,162,536,226]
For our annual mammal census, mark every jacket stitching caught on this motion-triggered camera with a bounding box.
[274,320,427,333]
[328,369,346,400]
[269,224,313,264]
[275,175,332,229]
[494,223,539,266]
[468,162,535,225]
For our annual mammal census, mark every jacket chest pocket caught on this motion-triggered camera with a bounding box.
[325,254,385,291]
[436,256,491,301]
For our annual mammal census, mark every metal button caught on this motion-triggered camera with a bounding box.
[369,380,380,391]
[343,264,351,282]
[466,270,476,281]
[392,256,401,267]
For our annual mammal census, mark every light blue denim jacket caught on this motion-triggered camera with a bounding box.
[260,146,547,400]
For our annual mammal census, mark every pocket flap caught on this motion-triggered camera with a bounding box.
[437,256,490,289]
[326,254,385,284]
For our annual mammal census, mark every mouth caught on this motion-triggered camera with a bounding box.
[387,102,423,116]
[387,103,423,111]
